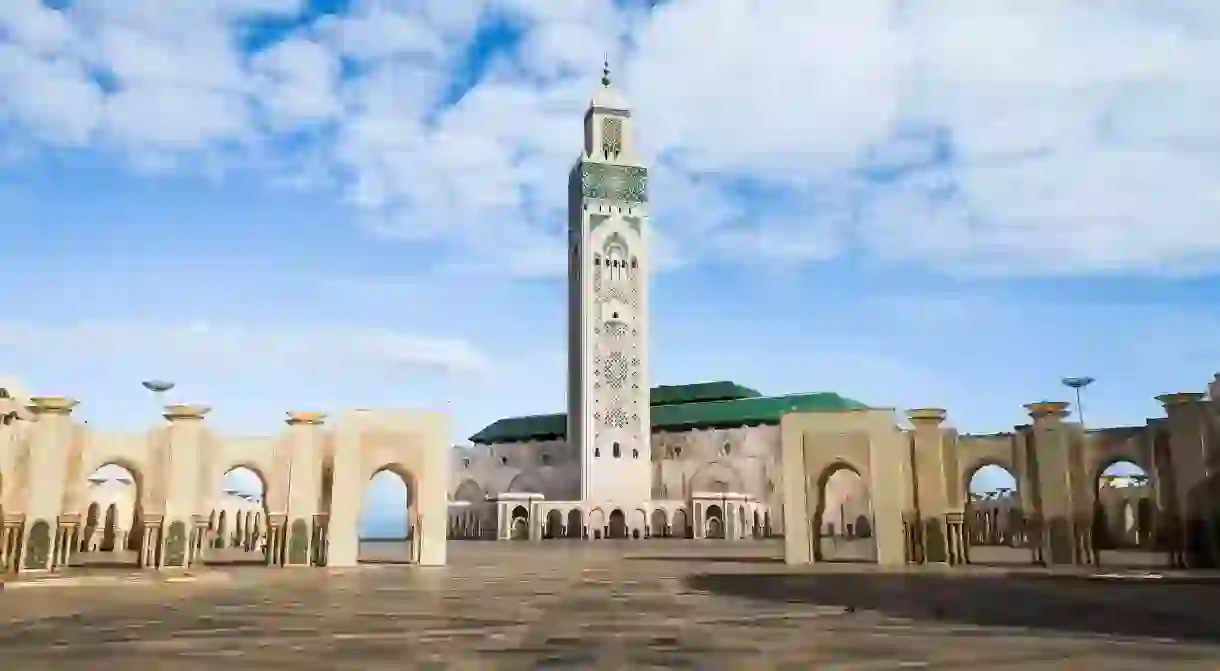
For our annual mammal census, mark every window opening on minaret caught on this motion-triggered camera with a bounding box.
[613,442,621,458]
[722,442,732,456]
[500,456,508,465]
[594,447,601,458]
[630,258,637,269]
[632,448,639,459]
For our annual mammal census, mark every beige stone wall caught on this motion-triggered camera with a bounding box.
[448,423,784,537]
[0,395,451,573]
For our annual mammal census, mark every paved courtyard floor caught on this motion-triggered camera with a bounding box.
[2,540,1219,669]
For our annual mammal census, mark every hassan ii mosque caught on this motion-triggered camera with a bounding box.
[3,68,1220,578]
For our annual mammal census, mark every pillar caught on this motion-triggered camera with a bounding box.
[1156,392,1218,568]
[1025,401,1087,566]
[15,397,77,574]
[906,408,957,564]
[282,412,326,567]
[159,404,210,571]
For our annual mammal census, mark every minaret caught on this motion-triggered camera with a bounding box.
[567,62,651,504]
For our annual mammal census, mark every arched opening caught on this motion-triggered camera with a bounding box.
[1093,459,1162,567]
[587,509,605,540]
[510,505,530,540]
[78,462,142,568]
[650,508,668,538]
[814,464,876,562]
[358,466,417,564]
[566,508,583,538]
[545,509,564,539]
[672,509,689,539]
[964,463,1024,565]
[704,504,725,539]
[752,510,762,538]
[206,466,268,566]
[607,509,628,539]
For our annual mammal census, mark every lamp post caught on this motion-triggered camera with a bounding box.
[1061,377,1095,432]
[141,380,175,416]
[1062,376,1097,564]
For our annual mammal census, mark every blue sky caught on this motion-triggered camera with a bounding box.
[3,1,1218,513]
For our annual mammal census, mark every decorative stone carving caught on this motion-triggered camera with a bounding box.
[581,163,648,203]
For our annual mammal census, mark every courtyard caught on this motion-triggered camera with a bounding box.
[1,540,1219,669]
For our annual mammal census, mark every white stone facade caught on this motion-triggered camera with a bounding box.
[448,425,782,541]
[567,66,652,505]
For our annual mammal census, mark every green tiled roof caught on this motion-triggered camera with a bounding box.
[467,384,866,444]
[650,381,761,406]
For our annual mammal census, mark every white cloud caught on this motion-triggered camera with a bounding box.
[0,0,1217,276]
[0,320,491,373]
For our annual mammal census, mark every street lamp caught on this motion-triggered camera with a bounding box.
[141,380,175,415]
[1061,377,1095,431]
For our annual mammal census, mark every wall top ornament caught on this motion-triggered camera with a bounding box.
[1024,401,1071,419]
[29,396,79,414]
[1156,392,1207,407]
[906,408,947,424]
[163,404,211,421]
[581,162,647,204]
[287,411,328,425]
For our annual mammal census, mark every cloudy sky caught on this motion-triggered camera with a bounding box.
[2,1,1217,506]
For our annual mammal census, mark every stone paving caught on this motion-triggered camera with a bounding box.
[1,540,1219,669]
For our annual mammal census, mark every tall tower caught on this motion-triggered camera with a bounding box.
[567,63,651,504]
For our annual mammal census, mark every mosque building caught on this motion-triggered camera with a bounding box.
[446,67,871,542]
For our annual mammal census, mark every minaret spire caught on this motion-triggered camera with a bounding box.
[601,56,611,87]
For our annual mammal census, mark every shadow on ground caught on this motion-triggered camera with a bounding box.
[687,571,1220,644]
[625,555,785,564]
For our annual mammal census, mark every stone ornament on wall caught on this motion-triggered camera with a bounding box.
[601,117,622,156]
[581,163,648,203]
[24,519,50,570]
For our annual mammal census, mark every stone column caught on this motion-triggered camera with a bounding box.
[1025,401,1086,566]
[906,409,957,564]
[283,412,326,567]
[159,404,210,571]
[1156,392,1218,568]
[16,397,77,574]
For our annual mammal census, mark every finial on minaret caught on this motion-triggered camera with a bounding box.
[601,56,611,87]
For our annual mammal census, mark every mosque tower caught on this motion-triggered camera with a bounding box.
[566,63,651,504]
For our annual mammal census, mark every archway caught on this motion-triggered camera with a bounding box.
[607,509,628,539]
[1094,460,1162,567]
[650,508,668,538]
[206,466,268,565]
[815,464,876,562]
[510,505,530,540]
[545,509,564,539]
[78,462,142,568]
[566,508,583,538]
[752,510,762,538]
[587,509,606,540]
[964,463,1025,565]
[358,465,417,564]
[704,504,725,539]
[672,509,689,539]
